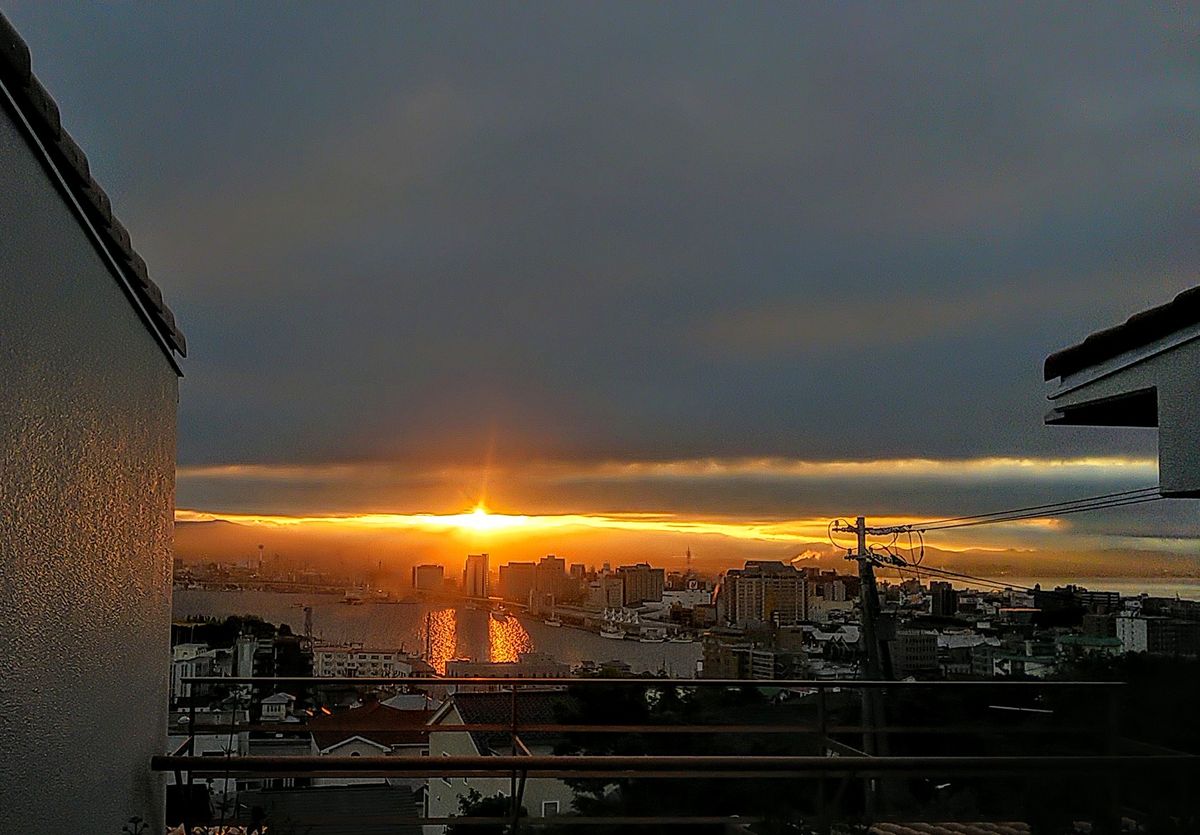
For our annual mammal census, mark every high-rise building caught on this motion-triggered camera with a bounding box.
[463,553,489,598]
[1116,614,1200,655]
[499,561,536,604]
[616,563,665,605]
[412,563,445,591]
[585,575,625,610]
[718,561,807,626]
[930,581,958,617]
[535,555,567,596]
[889,630,939,676]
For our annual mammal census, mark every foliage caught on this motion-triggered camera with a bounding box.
[548,683,823,833]
[447,789,525,835]
[173,614,279,648]
[1051,653,1200,753]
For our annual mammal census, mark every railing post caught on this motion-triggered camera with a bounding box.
[859,683,878,822]
[510,683,520,833]
[187,690,196,782]
[816,685,829,833]
[1103,686,1121,834]
[185,688,197,835]
[510,769,527,834]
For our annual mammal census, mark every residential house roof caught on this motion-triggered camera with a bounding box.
[381,693,435,711]
[0,12,185,366]
[1044,285,1200,380]
[306,701,434,751]
[432,690,575,754]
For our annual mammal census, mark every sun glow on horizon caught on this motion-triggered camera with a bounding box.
[449,504,532,533]
[173,504,1064,553]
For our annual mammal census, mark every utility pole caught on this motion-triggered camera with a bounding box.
[851,517,894,681]
[833,516,896,818]
[834,517,895,684]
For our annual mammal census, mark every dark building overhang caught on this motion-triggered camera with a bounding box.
[1044,285,1200,498]
[1044,387,1158,428]
[0,12,184,372]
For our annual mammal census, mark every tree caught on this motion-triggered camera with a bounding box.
[550,681,822,833]
[447,789,526,835]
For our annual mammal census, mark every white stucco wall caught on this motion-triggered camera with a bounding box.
[0,99,178,832]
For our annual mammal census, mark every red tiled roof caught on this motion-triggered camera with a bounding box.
[0,12,185,363]
[306,702,433,751]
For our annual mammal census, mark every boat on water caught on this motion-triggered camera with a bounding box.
[600,628,626,639]
[342,591,364,605]
[639,635,665,643]
[491,605,509,622]
[543,617,563,627]
[668,635,694,643]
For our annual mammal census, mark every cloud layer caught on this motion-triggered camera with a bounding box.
[7,3,1197,569]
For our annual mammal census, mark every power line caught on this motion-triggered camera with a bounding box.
[908,486,1159,529]
[889,561,1114,604]
[905,564,1034,594]
[916,493,1162,532]
[829,487,1167,614]
[837,487,1163,539]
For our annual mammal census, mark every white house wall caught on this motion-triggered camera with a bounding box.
[427,715,575,832]
[0,102,178,830]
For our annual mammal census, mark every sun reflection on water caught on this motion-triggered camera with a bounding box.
[423,607,458,674]
[488,615,532,662]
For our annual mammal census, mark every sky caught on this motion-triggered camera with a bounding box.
[6,3,1198,575]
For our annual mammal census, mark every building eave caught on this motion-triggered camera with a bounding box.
[1044,285,1200,382]
[0,13,185,374]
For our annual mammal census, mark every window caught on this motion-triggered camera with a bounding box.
[542,801,559,817]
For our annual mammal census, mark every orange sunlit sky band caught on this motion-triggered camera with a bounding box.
[174,502,1095,556]
[174,454,1166,554]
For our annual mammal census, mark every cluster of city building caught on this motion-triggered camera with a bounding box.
[415,552,672,610]
[172,552,1200,700]
[168,553,1200,831]
[702,562,1200,680]
[165,562,1200,831]
[174,552,372,595]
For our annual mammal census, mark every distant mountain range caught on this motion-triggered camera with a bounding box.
[174,515,1198,582]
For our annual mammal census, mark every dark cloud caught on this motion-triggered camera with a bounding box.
[6,2,1197,471]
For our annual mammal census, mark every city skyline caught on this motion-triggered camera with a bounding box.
[5,5,1197,832]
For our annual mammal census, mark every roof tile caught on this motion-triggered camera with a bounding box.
[106,217,131,253]
[80,175,113,227]
[20,75,61,139]
[50,130,89,184]
[0,11,184,365]
[0,14,31,79]
[1045,284,1200,380]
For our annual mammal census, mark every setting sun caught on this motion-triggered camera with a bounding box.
[445,505,531,533]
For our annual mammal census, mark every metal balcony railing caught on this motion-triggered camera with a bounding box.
[155,676,1200,833]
